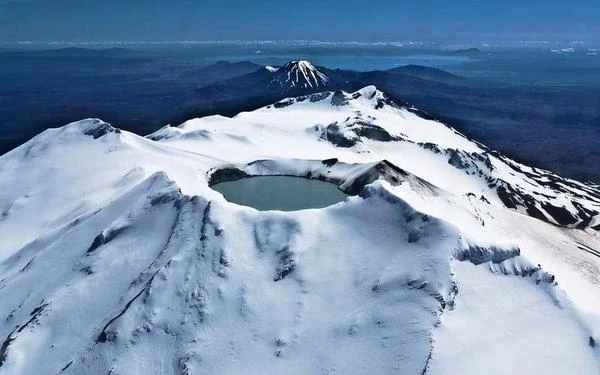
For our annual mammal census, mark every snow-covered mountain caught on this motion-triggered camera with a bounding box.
[0,86,599,374]
[267,60,330,89]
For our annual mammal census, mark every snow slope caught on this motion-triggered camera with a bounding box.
[0,87,599,374]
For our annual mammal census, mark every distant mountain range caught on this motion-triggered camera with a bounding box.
[189,60,470,117]
[1,49,599,183]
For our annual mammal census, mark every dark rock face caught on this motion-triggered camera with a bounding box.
[346,160,433,196]
[496,185,519,210]
[0,302,49,367]
[320,117,403,148]
[455,245,521,265]
[86,233,105,254]
[207,168,250,186]
[309,92,330,102]
[447,149,469,169]
[253,217,300,282]
[0,330,15,367]
[488,155,600,229]
[495,181,593,228]
[273,99,295,109]
[321,123,359,148]
[150,191,179,206]
[541,203,579,227]
[419,142,442,154]
[86,226,128,254]
[353,121,398,142]
[444,149,494,177]
[274,247,296,281]
[331,90,350,106]
[83,120,121,139]
[455,245,558,284]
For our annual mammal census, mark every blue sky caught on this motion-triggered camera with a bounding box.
[0,0,597,43]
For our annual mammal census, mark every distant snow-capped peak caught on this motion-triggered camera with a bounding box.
[268,60,329,89]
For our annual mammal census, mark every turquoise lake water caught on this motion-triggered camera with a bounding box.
[212,176,348,211]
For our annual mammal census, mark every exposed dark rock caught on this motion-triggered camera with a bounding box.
[321,123,359,147]
[447,149,469,169]
[419,142,442,154]
[0,328,16,367]
[18,258,35,273]
[80,266,94,275]
[525,205,548,222]
[208,167,250,186]
[253,218,299,281]
[320,118,402,148]
[491,156,600,229]
[97,273,156,343]
[496,185,519,209]
[86,227,128,254]
[321,158,338,167]
[345,160,432,196]
[330,90,350,106]
[455,245,521,265]
[496,180,598,228]
[128,198,192,288]
[83,120,120,139]
[420,349,433,375]
[353,121,398,142]
[150,191,179,206]
[199,205,212,240]
[274,247,296,281]
[576,242,600,258]
[309,92,330,102]
[408,231,421,243]
[60,361,73,372]
[273,98,295,108]
[0,302,49,367]
[540,203,578,226]
[86,233,105,254]
[447,282,459,310]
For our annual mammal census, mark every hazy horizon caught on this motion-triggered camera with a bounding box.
[1,0,598,44]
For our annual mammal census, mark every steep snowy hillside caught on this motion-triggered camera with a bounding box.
[0,87,599,374]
